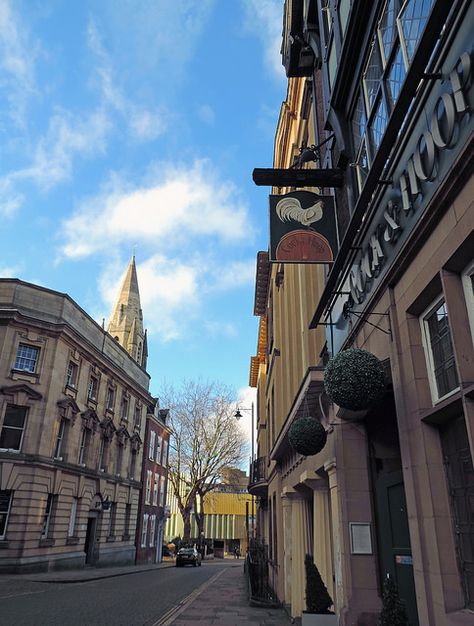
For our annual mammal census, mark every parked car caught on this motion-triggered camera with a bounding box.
[176,547,202,567]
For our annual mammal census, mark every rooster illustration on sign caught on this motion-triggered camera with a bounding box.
[276,196,324,227]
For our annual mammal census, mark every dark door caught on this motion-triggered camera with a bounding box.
[84,515,98,565]
[375,470,419,626]
[440,415,474,609]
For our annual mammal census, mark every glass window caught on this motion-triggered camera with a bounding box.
[162,439,168,466]
[124,503,131,536]
[398,0,434,65]
[159,476,166,506]
[328,39,338,87]
[153,474,159,506]
[115,443,123,476]
[78,429,88,465]
[386,45,406,106]
[129,450,137,479]
[363,42,383,110]
[145,470,152,504]
[352,91,367,152]
[149,515,156,547]
[14,344,39,373]
[108,502,116,537]
[369,96,389,153]
[66,362,78,388]
[0,405,27,451]
[462,262,474,346]
[378,0,399,63]
[134,406,141,429]
[0,490,13,539]
[41,494,54,538]
[422,300,459,401]
[121,396,129,420]
[141,514,149,547]
[356,140,370,192]
[106,387,115,411]
[87,376,98,401]
[149,431,156,461]
[338,0,351,35]
[68,497,78,537]
[54,418,66,458]
[156,436,162,464]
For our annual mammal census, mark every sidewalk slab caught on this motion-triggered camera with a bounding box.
[170,563,290,625]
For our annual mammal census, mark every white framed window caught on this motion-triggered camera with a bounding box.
[106,387,115,411]
[66,361,78,388]
[156,436,162,464]
[54,418,66,459]
[162,439,168,466]
[78,429,88,465]
[0,405,28,452]
[149,515,156,547]
[141,514,149,547]
[145,470,152,504]
[421,298,459,402]
[149,431,156,461]
[0,490,13,540]
[153,474,159,506]
[159,476,166,507]
[14,343,39,373]
[462,261,474,346]
[68,497,78,537]
[87,376,98,401]
[41,494,54,538]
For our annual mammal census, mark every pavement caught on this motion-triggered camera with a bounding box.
[1,558,292,625]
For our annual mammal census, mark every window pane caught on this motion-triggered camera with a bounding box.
[3,405,27,428]
[378,0,398,62]
[357,141,370,191]
[0,490,12,538]
[399,0,434,64]
[352,92,367,152]
[14,344,39,372]
[369,97,389,153]
[363,42,383,110]
[339,0,351,35]
[426,302,458,398]
[328,39,337,87]
[387,45,406,106]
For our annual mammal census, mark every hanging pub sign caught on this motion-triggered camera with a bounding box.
[269,191,338,263]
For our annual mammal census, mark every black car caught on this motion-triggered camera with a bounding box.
[175,547,202,567]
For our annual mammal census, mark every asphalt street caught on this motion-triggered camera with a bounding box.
[0,561,231,626]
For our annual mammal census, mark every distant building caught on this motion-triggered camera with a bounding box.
[164,468,252,557]
[135,404,171,564]
[0,257,153,572]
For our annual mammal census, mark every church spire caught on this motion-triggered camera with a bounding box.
[108,256,147,367]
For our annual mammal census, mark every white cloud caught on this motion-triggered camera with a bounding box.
[241,0,285,82]
[0,263,21,278]
[197,104,215,125]
[87,18,166,142]
[59,159,251,259]
[206,260,255,292]
[236,385,258,448]
[204,321,238,338]
[0,0,39,128]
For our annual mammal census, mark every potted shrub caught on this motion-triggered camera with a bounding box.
[324,348,386,414]
[302,554,337,625]
[379,575,408,626]
[288,417,327,456]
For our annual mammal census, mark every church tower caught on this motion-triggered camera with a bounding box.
[108,256,148,368]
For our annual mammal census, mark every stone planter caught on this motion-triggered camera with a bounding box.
[301,613,337,626]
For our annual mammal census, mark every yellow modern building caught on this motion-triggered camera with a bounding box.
[165,469,252,557]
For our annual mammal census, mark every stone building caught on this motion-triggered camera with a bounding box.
[250,1,474,625]
[0,257,153,572]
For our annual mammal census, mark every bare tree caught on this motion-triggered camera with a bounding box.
[161,379,247,542]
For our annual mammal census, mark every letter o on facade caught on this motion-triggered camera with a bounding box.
[431,93,457,149]
[413,131,436,182]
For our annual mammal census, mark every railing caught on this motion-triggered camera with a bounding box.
[244,539,278,607]
[249,457,266,486]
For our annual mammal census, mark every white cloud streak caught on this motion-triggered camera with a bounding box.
[241,0,285,82]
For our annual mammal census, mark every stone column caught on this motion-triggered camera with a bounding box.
[281,489,293,605]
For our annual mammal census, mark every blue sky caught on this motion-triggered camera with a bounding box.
[0,0,286,408]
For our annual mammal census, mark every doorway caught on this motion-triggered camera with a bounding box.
[366,393,419,626]
[84,512,98,565]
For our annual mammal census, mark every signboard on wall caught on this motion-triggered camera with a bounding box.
[269,191,338,263]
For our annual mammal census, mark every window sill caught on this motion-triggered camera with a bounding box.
[106,535,116,543]
[66,536,79,545]
[0,540,9,549]
[11,368,39,380]
[39,538,55,548]
[122,534,131,541]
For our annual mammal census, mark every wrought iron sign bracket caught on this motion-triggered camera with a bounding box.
[344,309,392,338]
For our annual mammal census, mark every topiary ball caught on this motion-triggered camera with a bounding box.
[288,417,327,456]
[324,348,386,411]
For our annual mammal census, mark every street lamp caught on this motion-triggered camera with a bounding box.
[234,403,255,542]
